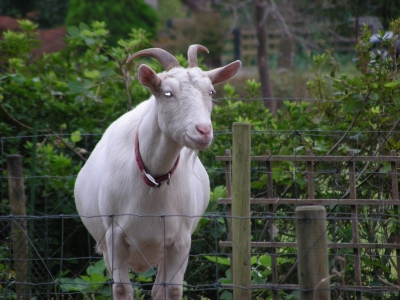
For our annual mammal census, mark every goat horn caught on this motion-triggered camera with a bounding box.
[188,44,209,68]
[126,48,181,71]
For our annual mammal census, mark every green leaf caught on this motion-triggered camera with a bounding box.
[370,93,380,101]
[17,19,38,31]
[380,163,391,173]
[384,81,398,88]
[67,26,80,38]
[103,97,115,105]
[67,80,87,94]
[137,274,153,282]
[84,69,100,79]
[344,100,364,112]
[94,28,109,36]
[59,277,88,292]
[204,256,231,266]
[79,22,90,31]
[81,30,94,38]
[86,260,105,276]
[100,68,114,78]
[220,290,232,300]
[70,130,82,143]
[210,185,226,202]
[371,106,380,114]
[136,268,155,282]
[251,269,267,284]
[9,74,26,83]
[258,254,272,266]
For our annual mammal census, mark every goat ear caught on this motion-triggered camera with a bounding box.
[205,60,242,86]
[138,64,162,91]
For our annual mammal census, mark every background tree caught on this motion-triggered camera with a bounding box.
[254,0,275,112]
[66,0,158,45]
[0,0,67,28]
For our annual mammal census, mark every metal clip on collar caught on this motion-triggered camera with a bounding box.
[143,171,161,188]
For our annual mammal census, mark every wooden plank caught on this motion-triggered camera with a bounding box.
[221,283,299,290]
[215,155,400,162]
[224,149,234,290]
[218,198,400,206]
[219,241,400,249]
[306,150,315,200]
[348,151,362,300]
[390,149,400,286]
[221,284,400,292]
[224,149,233,241]
[265,150,278,300]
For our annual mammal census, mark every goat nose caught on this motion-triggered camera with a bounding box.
[196,124,212,136]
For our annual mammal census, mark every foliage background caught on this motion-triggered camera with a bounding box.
[0,6,399,300]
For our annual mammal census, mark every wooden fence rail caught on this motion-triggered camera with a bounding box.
[216,124,400,299]
[221,27,356,66]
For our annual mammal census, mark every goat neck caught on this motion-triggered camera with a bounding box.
[137,101,182,179]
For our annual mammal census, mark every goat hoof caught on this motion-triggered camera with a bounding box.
[114,284,133,299]
[169,286,182,299]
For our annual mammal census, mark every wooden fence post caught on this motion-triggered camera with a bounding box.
[266,149,279,300]
[296,206,330,300]
[224,149,234,282]
[390,150,400,286]
[7,154,29,299]
[232,122,251,300]
[348,150,361,300]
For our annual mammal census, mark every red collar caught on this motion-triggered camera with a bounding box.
[135,125,180,188]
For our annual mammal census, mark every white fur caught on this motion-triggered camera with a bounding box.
[74,53,241,300]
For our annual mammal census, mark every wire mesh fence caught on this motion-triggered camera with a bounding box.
[1,99,400,299]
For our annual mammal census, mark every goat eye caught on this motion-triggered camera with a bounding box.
[164,92,173,98]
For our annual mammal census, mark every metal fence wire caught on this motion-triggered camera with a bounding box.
[1,122,400,299]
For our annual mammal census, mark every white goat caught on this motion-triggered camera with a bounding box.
[74,45,241,300]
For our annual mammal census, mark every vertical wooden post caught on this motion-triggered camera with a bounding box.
[225,149,233,241]
[348,151,361,300]
[296,206,330,300]
[7,154,28,300]
[390,150,400,286]
[225,149,234,282]
[307,150,315,200]
[232,122,251,300]
[266,150,278,300]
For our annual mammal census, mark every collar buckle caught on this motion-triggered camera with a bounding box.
[142,171,161,188]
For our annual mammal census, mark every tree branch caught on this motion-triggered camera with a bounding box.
[325,109,361,156]
[47,127,87,162]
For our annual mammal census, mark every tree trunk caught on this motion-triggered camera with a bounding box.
[254,0,276,115]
